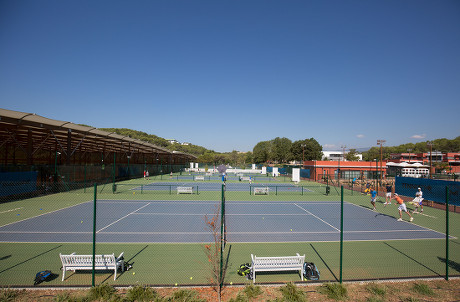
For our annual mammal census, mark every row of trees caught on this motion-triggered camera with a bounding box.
[252,137,322,164]
[363,136,460,161]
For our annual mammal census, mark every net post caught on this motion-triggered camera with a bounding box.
[92,183,97,287]
[446,186,449,281]
[340,185,344,283]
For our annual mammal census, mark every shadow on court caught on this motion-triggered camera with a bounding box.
[310,243,339,282]
[438,257,460,274]
[383,242,441,277]
[0,245,62,275]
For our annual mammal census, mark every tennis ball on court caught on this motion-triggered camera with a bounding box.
[132,272,135,275]
[190,277,193,280]
[230,282,233,285]
[81,221,83,223]
[290,229,293,231]
[175,283,178,286]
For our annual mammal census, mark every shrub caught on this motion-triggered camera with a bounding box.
[366,283,386,297]
[278,282,307,302]
[0,288,24,302]
[412,283,435,296]
[169,289,206,302]
[87,283,117,301]
[319,283,348,300]
[242,284,263,299]
[125,285,158,301]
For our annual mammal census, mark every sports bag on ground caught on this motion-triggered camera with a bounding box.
[303,262,320,280]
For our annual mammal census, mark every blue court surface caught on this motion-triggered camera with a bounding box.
[0,200,446,243]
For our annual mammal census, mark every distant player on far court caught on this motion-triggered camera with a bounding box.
[370,187,377,211]
[394,193,413,222]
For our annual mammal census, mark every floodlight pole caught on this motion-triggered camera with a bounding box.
[301,144,306,166]
[427,141,433,178]
[377,140,386,191]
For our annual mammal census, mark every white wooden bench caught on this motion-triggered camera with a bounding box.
[177,186,193,194]
[194,176,205,181]
[242,176,251,181]
[251,253,305,283]
[59,252,124,281]
[253,187,269,195]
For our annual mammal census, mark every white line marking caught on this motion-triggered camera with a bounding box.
[96,202,151,233]
[0,202,91,228]
[294,203,340,232]
[412,212,437,218]
[0,207,23,214]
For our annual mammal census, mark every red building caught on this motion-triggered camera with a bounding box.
[303,160,386,182]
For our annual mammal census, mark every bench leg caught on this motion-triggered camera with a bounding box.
[61,268,65,281]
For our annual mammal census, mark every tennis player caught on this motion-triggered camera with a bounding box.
[394,193,413,222]
[370,187,377,211]
[413,188,424,213]
[384,183,392,206]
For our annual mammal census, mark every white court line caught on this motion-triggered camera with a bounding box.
[96,202,151,233]
[412,212,437,218]
[0,231,91,234]
[0,207,23,214]
[132,213,313,216]
[0,202,91,228]
[294,203,340,232]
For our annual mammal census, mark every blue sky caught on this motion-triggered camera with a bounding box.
[1,0,459,152]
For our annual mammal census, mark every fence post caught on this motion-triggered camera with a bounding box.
[340,185,344,283]
[92,183,97,287]
[446,186,449,281]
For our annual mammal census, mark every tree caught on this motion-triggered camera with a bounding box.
[345,149,360,161]
[291,138,323,161]
[253,141,271,164]
[244,152,253,166]
[271,137,293,163]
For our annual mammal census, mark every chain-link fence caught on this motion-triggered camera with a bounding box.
[0,171,458,289]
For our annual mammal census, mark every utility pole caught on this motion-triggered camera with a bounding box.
[377,140,386,190]
[407,148,412,163]
[301,144,306,166]
[427,141,433,178]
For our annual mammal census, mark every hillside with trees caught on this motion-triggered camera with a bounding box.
[362,136,460,161]
[96,127,458,168]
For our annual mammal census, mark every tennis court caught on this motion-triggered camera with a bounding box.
[0,177,458,286]
[0,199,446,243]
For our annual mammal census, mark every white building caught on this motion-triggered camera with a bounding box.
[322,151,362,161]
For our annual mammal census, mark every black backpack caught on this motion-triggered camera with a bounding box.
[237,263,253,279]
[303,262,320,280]
[34,270,54,285]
